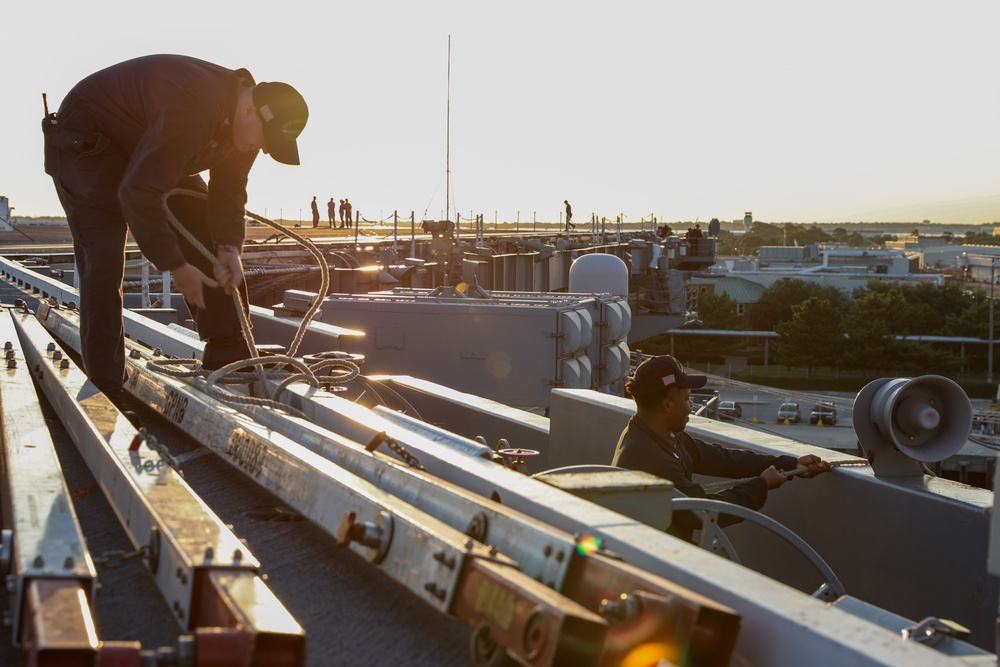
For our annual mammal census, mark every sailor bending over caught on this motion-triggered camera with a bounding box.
[42,54,308,393]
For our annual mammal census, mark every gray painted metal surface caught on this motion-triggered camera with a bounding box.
[278,288,601,407]
[37,306,719,664]
[0,306,95,645]
[10,309,279,631]
[521,385,995,632]
[279,399,954,664]
[543,387,998,650]
[6,258,996,665]
[378,380,994,665]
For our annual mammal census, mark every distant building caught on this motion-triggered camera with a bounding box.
[757,245,819,267]
[957,252,1000,284]
[885,234,949,251]
[0,196,11,232]
[690,275,767,317]
[704,246,940,296]
[922,244,1000,270]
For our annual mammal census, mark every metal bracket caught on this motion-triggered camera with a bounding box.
[902,616,970,646]
[0,530,11,575]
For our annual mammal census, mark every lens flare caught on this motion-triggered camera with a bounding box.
[575,534,603,555]
[620,642,680,667]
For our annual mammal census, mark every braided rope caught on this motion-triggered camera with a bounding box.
[243,208,330,358]
[160,187,268,389]
[699,458,871,493]
[308,358,362,383]
[144,189,356,414]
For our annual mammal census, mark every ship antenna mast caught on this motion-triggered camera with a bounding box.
[445,35,451,222]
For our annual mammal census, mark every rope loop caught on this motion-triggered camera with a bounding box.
[146,190,360,414]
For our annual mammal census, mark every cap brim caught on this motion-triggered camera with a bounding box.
[265,135,300,166]
[681,374,708,389]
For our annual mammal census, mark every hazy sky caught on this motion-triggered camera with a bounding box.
[2,2,998,225]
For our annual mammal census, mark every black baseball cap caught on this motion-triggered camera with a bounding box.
[253,82,308,166]
[627,355,707,396]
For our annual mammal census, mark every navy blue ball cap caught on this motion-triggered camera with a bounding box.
[628,355,707,396]
[253,81,308,166]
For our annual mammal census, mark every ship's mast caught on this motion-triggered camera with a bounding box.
[445,35,451,222]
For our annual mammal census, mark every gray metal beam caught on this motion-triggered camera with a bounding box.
[315,380,978,666]
[0,304,95,651]
[35,306,621,665]
[10,307,306,665]
[16,260,989,665]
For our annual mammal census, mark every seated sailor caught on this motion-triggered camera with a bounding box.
[612,355,831,542]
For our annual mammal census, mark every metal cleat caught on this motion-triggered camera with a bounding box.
[902,616,971,646]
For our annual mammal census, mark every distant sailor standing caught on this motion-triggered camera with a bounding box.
[311,195,320,228]
[343,198,353,227]
[565,199,575,230]
[328,197,336,227]
[41,54,309,394]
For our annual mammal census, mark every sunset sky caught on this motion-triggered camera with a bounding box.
[2,1,998,225]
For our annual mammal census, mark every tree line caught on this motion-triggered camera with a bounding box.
[712,221,1000,257]
[664,278,996,379]
[714,222,899,256]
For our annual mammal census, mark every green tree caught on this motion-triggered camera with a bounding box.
[793,224,832,247]
[747,278,850,331]
[843,289,905,377]
[736,222,834,255]
[773,297,845,377]
[737,222,783,255]
[896,282,972,335]
[847,233,870,248]
[961,231,1000,246]
[893,342,964,376]
[672,291,745,362]
[942,290,1000,374]
[715,230,737,254]
[698,290,745,331]
[943,294,992,338]
[850,282,920,335]
[850,281,971,337]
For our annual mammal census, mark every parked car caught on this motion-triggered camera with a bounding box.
[810,401,837,425]
[690,390,719,418]
[776,402,800,423]
[718,400,742,420]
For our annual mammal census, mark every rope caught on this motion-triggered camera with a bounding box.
[147,189,359,415]
[160,187,268,389]
[353,375,422,418]
[241,207,330,359]
[699,459,871,493]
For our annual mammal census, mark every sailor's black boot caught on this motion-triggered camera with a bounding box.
[202,333,252,371]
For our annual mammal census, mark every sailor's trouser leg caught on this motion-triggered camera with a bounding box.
[43,102,129,393]
[59,183,129,392]
[164,177,252,369]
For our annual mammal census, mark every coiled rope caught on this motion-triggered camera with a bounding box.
[145,188,359,415]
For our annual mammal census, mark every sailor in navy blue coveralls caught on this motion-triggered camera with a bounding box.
[42,55,307,392]
[613,355,830,542]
